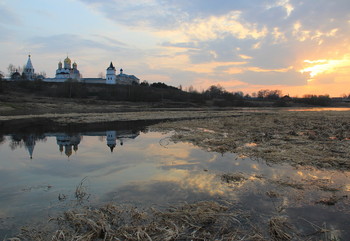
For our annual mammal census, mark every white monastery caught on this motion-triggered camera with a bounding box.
[19,55,139,85]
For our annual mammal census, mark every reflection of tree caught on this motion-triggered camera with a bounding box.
[9,135,24,150]
[8,134,46,151]
[0,135,6,145]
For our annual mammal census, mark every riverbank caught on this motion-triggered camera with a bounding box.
[2,95,350,240]
[1,97,350,170]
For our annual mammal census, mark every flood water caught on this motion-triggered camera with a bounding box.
[0,120,350,239]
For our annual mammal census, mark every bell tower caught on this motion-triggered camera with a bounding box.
[106,62,116,84]
[23,55,35,80]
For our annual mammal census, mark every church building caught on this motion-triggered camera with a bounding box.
[55,56,81,80]
[106,62,139,85]
[18,55,140,85]
[22,55,35,80]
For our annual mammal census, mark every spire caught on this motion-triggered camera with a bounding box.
[25,135,35,159]
[25,55,34,70]
[109,145,115,152]
[107,61,116,70]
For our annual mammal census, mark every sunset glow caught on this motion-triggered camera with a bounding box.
[0,0,349,96]
[301,56,350,78]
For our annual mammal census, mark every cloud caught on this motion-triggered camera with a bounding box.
[180,11,268,42]
[79,0,189,29]
[234,68,309,86]
[27,34,125,53]
[0,4,21,25]
[2,0,349,95]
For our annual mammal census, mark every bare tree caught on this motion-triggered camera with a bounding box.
[39,71,47,78]
[7,64,16,75]
[257,89,282,99]
[98,72,105,79]
[7,64,24,76]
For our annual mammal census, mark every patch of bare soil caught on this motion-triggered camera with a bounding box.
[152,111,350,170]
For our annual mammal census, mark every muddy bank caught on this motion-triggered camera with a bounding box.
[152,111,350,170]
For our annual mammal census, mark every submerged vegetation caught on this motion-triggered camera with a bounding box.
[153,111,350,170]
[13,199,337,241]
[16,201,252,240]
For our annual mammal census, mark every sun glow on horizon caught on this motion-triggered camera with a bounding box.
[301,55,350,78]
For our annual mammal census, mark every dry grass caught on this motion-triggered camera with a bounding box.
[269,216,295,241]
[13,201,267,241]
[221,172,247,184]
[152,111,350,170]
[75,177,89,203]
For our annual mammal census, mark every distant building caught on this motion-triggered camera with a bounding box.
[115,68,139,85]
[106,62,139,85]
[36,55,140,85]
[23,55,35,80]
[56,134,81,157]
[11,70,22,80]
[55,56,81,80]
[106,130,117,152]
[24,135,36,159]
[106,62,117,84]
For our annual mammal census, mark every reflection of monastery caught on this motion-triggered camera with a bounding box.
[18,55,139,85]
[20,130,139,159]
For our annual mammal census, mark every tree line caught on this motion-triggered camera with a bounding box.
[0,70,345,107]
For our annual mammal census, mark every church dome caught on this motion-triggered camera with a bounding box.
[64,56,71,64]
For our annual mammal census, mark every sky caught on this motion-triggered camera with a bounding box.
[0,0,349,97]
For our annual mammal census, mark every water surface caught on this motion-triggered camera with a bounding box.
[0,121,349,239]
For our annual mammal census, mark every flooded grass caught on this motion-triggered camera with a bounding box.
[269,216,295,241]
[221,172,247,184]
[75,177,90,203]
[13,201,257,240]
[152,111,350,170]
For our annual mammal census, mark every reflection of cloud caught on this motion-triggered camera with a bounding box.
[145,142,192,162]
[179,173,231,196]
[152,170,232,196]
[104,181,218,205]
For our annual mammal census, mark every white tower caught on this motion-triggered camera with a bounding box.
[23,55,35,80]
[106,130,117,152]
[106,62,116,84]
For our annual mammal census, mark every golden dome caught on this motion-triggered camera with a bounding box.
[64,56,71,64]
